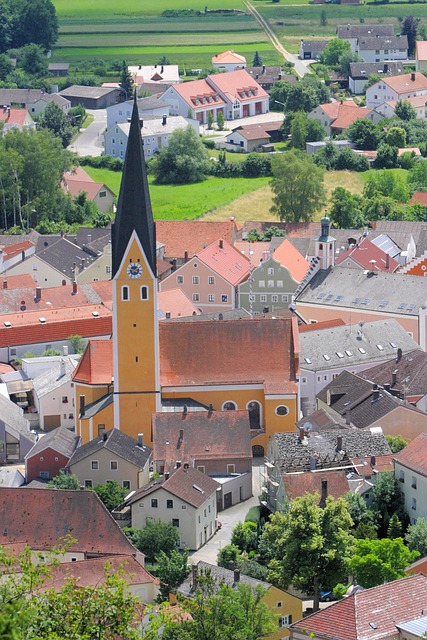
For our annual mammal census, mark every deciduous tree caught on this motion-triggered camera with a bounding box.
[329,186,364,229]
[320,38,351,66]
[405,517,427,557]
[125,520,180,563]
[153,125,209,184]
[395,99,417,121]
[94,480,127,512]
[349,537,419,588]
[155,548,189,602]
[38,102,73,148]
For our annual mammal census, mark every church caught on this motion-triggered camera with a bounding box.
[73,97,300,456]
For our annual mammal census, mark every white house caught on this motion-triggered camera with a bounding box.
[336,23,394,53]
[394,433,427,524]
[356,34,408,63]
[212,50,246,71]
[348,61,405,95]
[366,72,427,110]
[128,64,181,86]
[32,356,79,431]
[106,96,170,129]
[104,115,199,159]
[380,95,427,119]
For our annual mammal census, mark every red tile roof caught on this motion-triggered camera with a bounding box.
[272,239,310,282]
[0,108,30,125]
[212,50,246,64]
[234,241,270,266]
[209,69,268,102]
[291,573,427,640]
[350,454,395,476]
[170,79,226,110]
[382,72,427,93]
[196,238,250,286]
[410,192,427,207]
[2,240,33,259]
[64,166,94,183]
[318,99,359,119]
[0,488,138,557]
[336,237,399,271]
[157,288,200,319]
[283,469,350,501]
[156,220,237,260]
[0,281,112,314]
[331,106,373,131]
[0,274,36,288]
[394,432,427,475]
[73,339,113,385]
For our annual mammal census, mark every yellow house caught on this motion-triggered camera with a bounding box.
[73,96,300,456]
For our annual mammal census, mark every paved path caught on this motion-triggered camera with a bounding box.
[68,109,106,157]
[188,459,265,566]
[243,0,311,78]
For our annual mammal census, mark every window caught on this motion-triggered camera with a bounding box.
[221,294,228,303]
[167,499,174,509]
[268,268,274,275]
[98,424,105,437]
[412,498,417,511]
[84,480,93,488]
[272,295,278,303]
[122,286,129,301]
[192,276,199,285]
[282,295,288,303]
[247,400,261,429]
[197,465,206,473]
[208,294,215,303]
[277,602,282,608]
[177,275,184,284]
[277,280,283,288]
[223,401,237,410]
[151,499,158,508]
[62,396,68,403]
[301,377,307,384]
[260,295,267,303]
[268,280,274,288]
[110,461,118,470]
[91,461,98,470]
[140,286,148,300]
[10,348,16,357]
[39,471,49,479]
[259,280,265,288]
[412,477,417,489]
[105,266,111,274]
[227,464,235,474]
[172,518,179,527]
[275,405,289,416]
[192,293,200,302]
[208,276,215,285]
[399,470,405,483]
[198,515,201,524]
[279,615,292,627]
[99,191,106,198]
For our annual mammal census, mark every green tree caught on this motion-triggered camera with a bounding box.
[290,111,308,149]
[270,150,327,223]
[241,153,271,178]
[270,79,292,111]
[0,53,13,80]
[158,55,171,65]
[385,435,408,454]
[320,38,351,66]
[217,544,241,567]
[262,493,354,611]
[207,111,214,129]
[153,125,209,184]
[338,51,360,75]
[306,117,325,143]
[329,187,364,229]
[349,537,419,588]
[285,83,319,113]
[67,334,85,354]
[217,110,225,131]
[19,43,48,77]
[386,126,406,148]
[13,0,58,51]
[401,15,419,56]
[125,520,180,563]
[252,51,263,66]
[320,9,327,26]
[348,118,381,150]
[155,548,189,602]
[363,170,409,202]
[405,517,427,557]
[94,480,127,512]
[387,513,403,539]
[374,143,399,169]
[38,102,73,148]
[119,60,133,100]
[395,99,417,121]
[0,1,12,54]
[48,470,80,489]
[237,557,269,581]
[370,471,406,537]
[231,521,258,554]
[408,158,427,191]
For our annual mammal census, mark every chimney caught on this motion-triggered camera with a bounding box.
[87,234,92,244]
[385,253,390,270]
[184,251,188,263]
[138,433,144,447]
[319,479,328,508]
[161,65,164,73]
[60,359,66,377]
[219,239,223,249]
[183,405,188,417]
[336,435,343,452]
[370,455,376,467]
[384,382,391,392]
[162,114,167,126]
[262,250,270,262]
[411,72,416,81]
[372,388,380,402]
[103,431,108,442]
[179,428,184,440]
[172,258,177,272]
[72,281,77,295]
[278,73,282,80]
[2,280,6,289]
[164,471,170,480]
[310,453,318,470]
[298,427,305,443]
[21,250,25,261]
[79,395,85,416]
[234,569,240,583]
[192,565,198,589]
[208,403,214,416]
[63,345,68,356]
[35,286,41,300]
[392,369,398,387]
[262,65,265,73]
[396,348,402,363]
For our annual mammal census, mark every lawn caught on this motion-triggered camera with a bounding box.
[83,167,269,219]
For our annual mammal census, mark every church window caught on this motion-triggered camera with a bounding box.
[275,405,289,416]
[222,401,237,411]
[122,286,129,301]
[140,286,148,300]
[247,401,261,429]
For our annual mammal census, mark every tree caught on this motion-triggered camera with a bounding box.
[262,493,354,611]
[387,513,403,539]
[290,111,308,149]
[207,111,214,129]
[19,43,48,77]
[38,102,73,148]
[153,125,209,184]
[231,521,258,554]
[67,334,85,354]
[155,548,189,602]
[0,53,13,80]
[374,143,398,169]
[270,79,292,111]
[370,471,406,537]
[306,118,325,143]
[125,520,180,562]
[0,1,12,54]
[270,151,327,224]
[405,517,427,557]
[349,537,419,588]
[338,51,360,75]
[329,187,364,229]
[13,0,58,51]
[217,544,241,567]
[217,111,225,131]
[385,435,408,454]
[285,83,319,113]
[348,118,381,150]
[408,158,427,191]
[395,99,417,121]
[320,38,351,66]
[320,9,327,26]
[252,51,263,66]
[401,16,419,56]
[158,55,171,65]
[119,60,133,99]
[94,481,127,512]
[237,557,269,581]
[385,126,406,148]
[47,470,80,489]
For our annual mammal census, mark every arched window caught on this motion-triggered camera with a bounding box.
[140,286,148,300]
[275,405,289,417]
[122,286,129,301]
[247,400,261,429]
[222,401,237,411]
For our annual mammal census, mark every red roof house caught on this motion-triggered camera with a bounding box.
[336,237,399,272]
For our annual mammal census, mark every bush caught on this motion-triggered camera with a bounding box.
[241,153,271,178]
[79,155,124,171]
[202,139,216,149]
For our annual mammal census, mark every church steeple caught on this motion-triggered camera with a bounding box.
[111,94,156,277]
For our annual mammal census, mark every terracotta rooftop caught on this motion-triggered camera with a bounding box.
[331,106,373,131]
[157,288,201,319]
[0,274,36,288]
[350,453,395,477]
[379,71,427,93]
[394,433,427,476]
[336,237,399,271]
[212,50,246,64]
[272,239,310,282]
[410,191,427,207]
[196,238,250,286]
[169,78,226,110]
[73,339,113,385]
[0,107,30,125]
[282,468,350,501]
[234,241,271,266]
[1,241,33,259]
[156,220,237,260]
[318,99,359,119]
[290,573,427,640]
[0,488,138,557]
[208,69,268,102]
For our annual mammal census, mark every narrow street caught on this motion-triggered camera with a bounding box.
[68,109,106,157]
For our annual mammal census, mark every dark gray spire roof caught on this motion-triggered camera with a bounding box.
[112,94,156,277]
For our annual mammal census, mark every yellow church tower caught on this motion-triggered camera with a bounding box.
[111,95,160,443]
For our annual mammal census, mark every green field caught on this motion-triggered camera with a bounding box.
[54,0,247,19]
[84,167,269,219]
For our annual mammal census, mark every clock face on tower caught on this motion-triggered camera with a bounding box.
[126,262,143,279]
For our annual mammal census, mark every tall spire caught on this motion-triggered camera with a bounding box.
[111,93,156,277]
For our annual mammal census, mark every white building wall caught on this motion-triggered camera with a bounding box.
[394,461,427,523]
[35,379,76,431]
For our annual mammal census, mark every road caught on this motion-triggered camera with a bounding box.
[243,0,312,78]
[68,109,106,157]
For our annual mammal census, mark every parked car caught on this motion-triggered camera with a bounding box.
[319,590,337,602]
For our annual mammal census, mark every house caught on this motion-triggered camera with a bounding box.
[106,96,170,129]
[308,100,378,136]
[335,237,399,272]
[246,66,296,93]
[59,85,122,109]
[62,166,116,213]
[66,428,152,491]
[0,106,35,132]
[0,467,25,487]
[295,266,427,349]
[0,394,35,463]
[179,562,303,639]
[299,318,420,416]
[380,94,427,119]
[31,356,80,431]
[157,289,201,319]
[394,433,427,524]
[104,114,198,159]
[416,41,427,72]
[317,370,427,438]
[159,238,250,313]
[125,466,220,550]
[152,409,252,510]
[349,61,405,94]
[299,40,327,60]
[366,72,427,111]
[336,23,395,53]
[0,89,70,116]
[0,487,143,563]
[25,425,80,483]
[212,50,246,71]
[289,573,427,639]
[221,120,283,152]
[0,240,35,272]
[128,64,180,87]
[306,139,355,154]
[156,219,238,264]
[360,349,427,412]
[48,62,70,77]
[160,69,269,123]
[356,34,408,63]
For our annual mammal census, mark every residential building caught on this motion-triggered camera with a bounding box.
[66,429,152,491]
[335,237,399,271]
[128,64,180,87]
[160,238,250,313]
[125,466,220,550]
[366,72,427,111]
[317,370,427,439]
[25,425,80,483]
[48,63,70,77]
[246,66,296,93]
[155,219,238,264]
[157,288,201,319]
[299,40,327,60]
[299,318,420,416]
[62,166,115,213]
[0,240,35,272]
[179,562,303,639]
[0,394,35,463]
[152,408,252,510]
[104,114,198,159]
[394,433,427,523]
[416,41,427,72]
[337,24,395,53]
[356,34,408,63]
[380,94,427,119]
[295,266,427,349]
[212,50,246,71]
[106,96,170,129]
[0,106,35,132]
[160,69,269,123]
[32,356,79,431]
[221,120,282,152]
[349,61,404,94]
[308,100,379,136]
[0,89,70,116]
[400,247,427,277]
[59,85,122,109]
